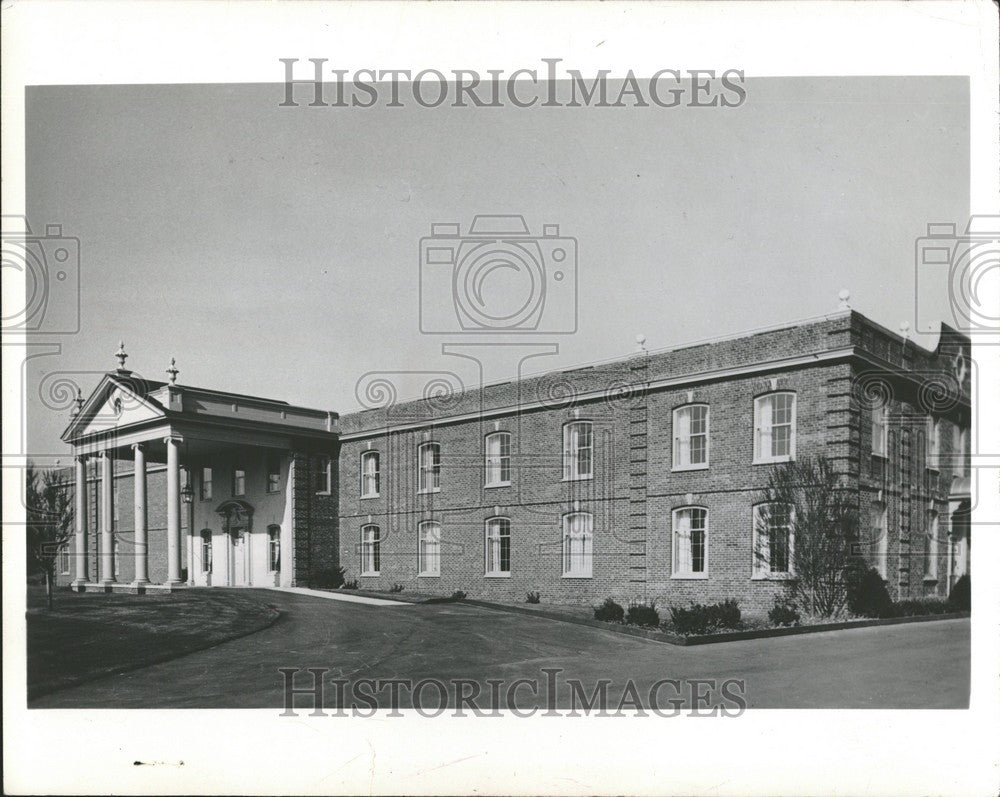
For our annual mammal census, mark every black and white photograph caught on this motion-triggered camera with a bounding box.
[3,2,998,795]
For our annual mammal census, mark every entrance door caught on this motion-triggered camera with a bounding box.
[230,530,248,586]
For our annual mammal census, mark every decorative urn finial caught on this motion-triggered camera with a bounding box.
[71,388,84,416]
[899,320,910,342]
[115,341,129,372]
[837,289,851,311]
[166,357,179,385]
[635,333,647,353]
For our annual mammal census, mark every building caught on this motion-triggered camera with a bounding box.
[56,310,972,612]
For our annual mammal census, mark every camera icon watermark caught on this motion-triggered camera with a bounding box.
[419,214,577,334]
[1,215,81,335]
[915,215,999,336]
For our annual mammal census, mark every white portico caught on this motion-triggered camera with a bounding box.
[61,345,339,592]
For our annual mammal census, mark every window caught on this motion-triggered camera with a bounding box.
[113,537,121,579]
[872,403,888,458]
[754,392,796,463]
[418,442,441,493]
[873,503,888,578]
[562,512,593,578]
[200,529,213,573]
[418,521,441,576]
[563,421,593,480]
[954,425,969,476]
[485,432,512,487]
[752,503,794,578]
[232,468,246,496]
[672,507,708,578]
[268,525,281,572]
[59,544,71,575]
[927,417,940,470]
[673,405,709,469]
[926,512,939,582]
[315,456,332,494]
[201,467,213,500]
[361,524,381,574]
[485,517,512,575]
[360,451,380,498]
[266,458,281,493]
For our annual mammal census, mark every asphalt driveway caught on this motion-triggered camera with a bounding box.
[30,589,969,710]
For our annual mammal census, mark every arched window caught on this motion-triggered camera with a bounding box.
[563,421,593,480]
[361,524,381,575]
[752,503,794,578]
[485,432,512,487]
[753,392,796,464]
[418,521,441,576]
[672,507,708,577]
[200,529,213,573]
[485,517,511,575]
[673,404,710,469]
[361,451,381,498]
[562,512,593,577]
[267,525,281,572]
[418,442,441,493]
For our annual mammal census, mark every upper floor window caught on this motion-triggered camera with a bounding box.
[872,403,888,458]
[752,503,794,578]
[200,467,213,501]
[232,468,246,497]
[315,456,332,494]
[361,524,381,574]
[485,517,511,575]
[672,507,708,578]
[418,442,441,494]
[754,392,796,464]
[563,421,593,481]
[418,520,441,576]
[872,503,888,579]
[267,525,281,572]
[673,405,709,470]
[927,417,941,470]
[485,432,512,487]
[562,512,593,578]
[266,457,281,493]
[200,529,213,573]
[360,451,381,498]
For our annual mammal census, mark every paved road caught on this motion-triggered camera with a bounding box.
[32,589,969,710]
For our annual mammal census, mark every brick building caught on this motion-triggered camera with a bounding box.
[56,310,972,613]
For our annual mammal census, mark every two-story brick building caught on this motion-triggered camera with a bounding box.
[56,310,971,612]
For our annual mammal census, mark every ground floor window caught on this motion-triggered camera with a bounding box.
[485,517,511,575]
[873,503,888,578]
[926,512,939,581]
[361,524,381,575]
[753,503,793,577]
[672,507,708,577]
[562,512,593,578]
[418,521,441,576]
[201,529,213,573]
[59,544,71,575]
[268,525,281,572]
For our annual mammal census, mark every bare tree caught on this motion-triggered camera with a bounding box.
[26,464,74,611]
[754,456,859,618]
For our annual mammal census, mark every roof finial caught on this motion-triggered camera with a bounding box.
[837,289,851,311]
[635,333,647,353]
[899,320,910,342]
[115,340,128,372]
[166,357,179,385]
[71,388,84,416]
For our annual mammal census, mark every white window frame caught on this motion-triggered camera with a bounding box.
[200,467,213,501]
[873,503,888,578]
[562,421,594,481]
[418,442,441,494]
[752,503,795,579]
[561,512,593,578]
[484,516,512,576]
[925,511,939,582]
[954,425,969,477]
[315,456,332,495]
[267,525,281,572]
[753,392,797,464]
[59,544,71,575]
[232,467,246,497]
[200,529,213,573]
[360,451,381,498]
[672,404,710,471]
[672,506,709,579]
[926,417,941,471]
[266,457,281,494]
[872,403,888,458]
[484,432,512,488]
[361,524,381,575]
[418,520,441,576]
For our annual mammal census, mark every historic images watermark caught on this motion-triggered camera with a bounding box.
[279,58,747,109]
[279,669,748,718]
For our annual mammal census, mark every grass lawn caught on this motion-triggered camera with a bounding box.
[26,586,280,702]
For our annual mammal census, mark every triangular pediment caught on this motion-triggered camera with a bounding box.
[62,374,166,442]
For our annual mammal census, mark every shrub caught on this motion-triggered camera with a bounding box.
[594,598,625,623]
[451,590,467,601]
[846,567,894,618]
[768,599,800,627]
[311,566,346,589]
[669,599,743,635]
[891,598,952,617]
[625,602,660,628]
[342,579,359,590]
[526,591,541,604]
[949,574,970,611]
[389,583,404,593]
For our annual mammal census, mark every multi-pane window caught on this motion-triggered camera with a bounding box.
[418,521,441,576]
[59,544,71,575]
[562,512,593,577]
[926,512,939,581]
[485,517,512,575]
[201,467,213,500]
[872,403,888,457]
[232,468,246,496]
[315,456,332,494]
[673,405,709,469]
[418,442,441,493]
[927,417,941,470]
[361,525,381,574]
[266,458,281,493]
[753,503,793,577]
[563,421,593,480]
[873,503,888,578]
[754,392,796,463]
[200,529,213,573]
[268,525,281,571]
[954,425,969,476]
[672,507,708,577]
[361,451,381,498]
[485,432,512,486]
[113,537,121,579]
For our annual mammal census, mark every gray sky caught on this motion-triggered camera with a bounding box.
[25,77,968,456]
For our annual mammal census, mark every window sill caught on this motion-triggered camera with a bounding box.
[671,463,709,473]
[418,489,441,495]
[923,576,939,584]
[417,573,440,578]
[752,456,794,466]
[315,491,332,496]
[871,452,888,461]
[925,466,940,473]
[751,572,796,581]
[484,572,512,578]
[360,571,381,577]
[360,494,380,500]
[560,475,594,483]
[484,482,512,489]
[671,573,709,580]
[561,573,593,579]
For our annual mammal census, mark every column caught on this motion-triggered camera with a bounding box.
[165,436,182,584]
[99,451,115,584]
[186,470,195,585]
[72,454,88,586]
[133,443,149,584]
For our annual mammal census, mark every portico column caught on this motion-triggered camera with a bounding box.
[132,443,149,584]
[99,451,115,584]
[165,436,183,584]
[72,454,88,587]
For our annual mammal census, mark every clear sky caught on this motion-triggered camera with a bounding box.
[25,77,968,457]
